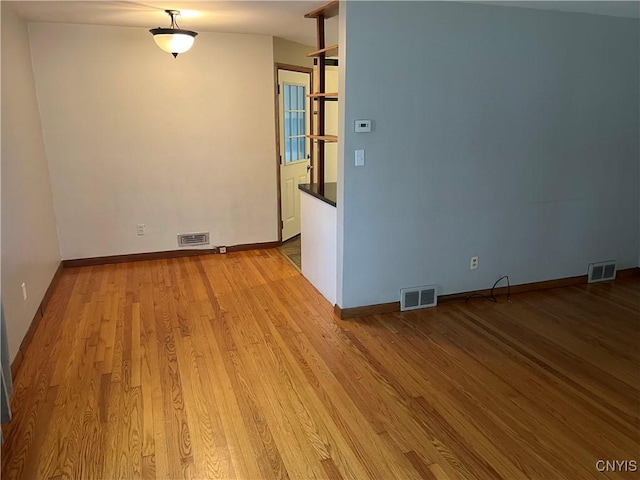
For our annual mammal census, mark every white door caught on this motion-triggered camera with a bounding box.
[278,69,311,241]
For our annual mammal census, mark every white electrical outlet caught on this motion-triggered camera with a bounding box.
[219,246,227,254]
[21,282,27,301]
[470,256,479,270]
[137,224,146,236]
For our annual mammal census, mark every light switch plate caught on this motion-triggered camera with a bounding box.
[355,149,365,166]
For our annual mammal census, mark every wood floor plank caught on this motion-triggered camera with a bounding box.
[204,316,268,479]
[340,320,536,479]
[405,450,439,480]
[446,308,639,457]
[251,290,426,479]
[143,294,171,480]
[457,304,639,432]
[385,312,615,478]
[174,331,234,479]
[2,252,638,480]
[280,316,468,477]
[321,457,345,480]
[353,309,622,478]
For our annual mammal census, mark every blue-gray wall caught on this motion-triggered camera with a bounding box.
[339,2,639,308]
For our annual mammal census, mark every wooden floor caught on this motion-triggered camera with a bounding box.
[1,249,639,480]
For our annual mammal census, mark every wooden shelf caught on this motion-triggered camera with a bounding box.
[306,44,338,58]
[307,92,338,98]
[304,0,339,19]
[305,0,339,187]
[307,135,338,143]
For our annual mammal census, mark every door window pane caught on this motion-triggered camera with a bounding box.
[285,138,291,162]
[298,135,305,160]
[283,83,307,163]
[284,111,290,137]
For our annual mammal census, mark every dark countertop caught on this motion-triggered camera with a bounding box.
[298,182,337,207]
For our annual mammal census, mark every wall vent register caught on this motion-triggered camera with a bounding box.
[178,232,210,247]
[588,261,617,283]
[400,285,438,311]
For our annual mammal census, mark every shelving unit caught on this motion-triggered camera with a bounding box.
[306,92,338,99]
[304,0,339,19]
[304,0,339,192]
[306,45,339,57]
[307,134,338,142]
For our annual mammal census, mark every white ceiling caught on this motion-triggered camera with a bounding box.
[9,1,331,46]
[9,1,639,47]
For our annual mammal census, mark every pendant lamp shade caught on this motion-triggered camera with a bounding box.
[150,10,198,57]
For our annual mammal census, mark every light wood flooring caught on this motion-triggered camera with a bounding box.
[1,249,639,479]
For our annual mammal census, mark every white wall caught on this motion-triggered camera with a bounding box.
[28,23,278,260]
[339,2,639,308]
[1,3,61,360]
[300,191,337,305]
[273,37,314,68]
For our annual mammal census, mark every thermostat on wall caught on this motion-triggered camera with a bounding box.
[354,119,372,133]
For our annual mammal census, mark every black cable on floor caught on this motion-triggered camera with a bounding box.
[466,275,510,303]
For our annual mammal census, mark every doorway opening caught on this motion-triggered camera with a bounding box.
[277,235,302,270]
[275,65,313,243]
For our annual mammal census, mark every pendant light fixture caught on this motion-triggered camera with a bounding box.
[149,10,198,58]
